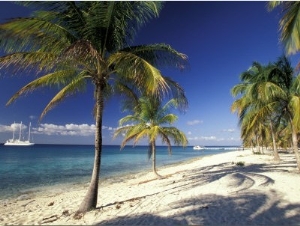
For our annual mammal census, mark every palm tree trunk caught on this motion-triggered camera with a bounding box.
[270,122,280,161]
[77,84,104,214]
[291,124,300,171]
[151,140,162,179]
[255,134,261,153]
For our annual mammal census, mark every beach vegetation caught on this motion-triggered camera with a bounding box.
[235,161,245,167]
[0,1,188,213]
[231,56,300,171]
[114,97,188,179]
[231,61,281,159]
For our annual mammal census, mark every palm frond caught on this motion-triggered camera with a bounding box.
[108,51,169,96]
[0,52,57,74]
[0,16,72,53]
[268,2,300,55]
[6,69,80,106]
[163,77,188,111]
[290,95,300,129]
[40,74,87,120]
[121,43,188,70]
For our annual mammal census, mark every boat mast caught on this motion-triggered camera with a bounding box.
[12,122,15,140]
[19,121,22,141]
[28,122,31,142]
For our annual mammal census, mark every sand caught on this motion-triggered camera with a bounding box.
[1,148,300,225]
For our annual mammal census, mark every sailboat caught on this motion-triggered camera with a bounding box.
[4,122,35,146]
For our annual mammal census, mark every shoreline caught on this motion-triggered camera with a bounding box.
[1,148,300,225]
[2,153,207,200]
[0,145,238,201]
[0,148,234,201]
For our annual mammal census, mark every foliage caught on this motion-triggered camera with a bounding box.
[268,2,300,55]
[231,55,300,170]
[114,96,188,178]
[235,161,245,167]
[0,1,189,213]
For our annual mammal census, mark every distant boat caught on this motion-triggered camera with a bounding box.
[193,145,204,150]
[4,122,35,146]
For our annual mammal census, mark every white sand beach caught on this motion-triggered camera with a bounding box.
[1,148,300,225]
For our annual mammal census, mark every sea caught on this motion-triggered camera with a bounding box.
[0,144,241,200]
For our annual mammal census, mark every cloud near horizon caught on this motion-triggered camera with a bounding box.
[0,123,118,137]
[34,123,98,136]
[0,123,28,132]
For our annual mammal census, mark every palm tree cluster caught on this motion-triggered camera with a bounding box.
[0,2,188,213]
[231,56,300,171]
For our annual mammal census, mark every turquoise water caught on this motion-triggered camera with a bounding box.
[0,144,240,199]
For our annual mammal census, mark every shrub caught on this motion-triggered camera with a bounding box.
[236,161,245,167]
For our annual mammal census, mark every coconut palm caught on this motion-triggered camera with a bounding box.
[0,2,188,213]
[269,56,300,170]
[231,62,281,159]
[114,97,188,178]
[232,56,300,170]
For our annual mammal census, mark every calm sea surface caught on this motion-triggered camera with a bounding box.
[0,144,240,199]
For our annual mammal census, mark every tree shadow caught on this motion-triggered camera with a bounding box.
[160,162,276,195]
[95,213,188,225]
[95,192,300,225]
[94,154,300,225]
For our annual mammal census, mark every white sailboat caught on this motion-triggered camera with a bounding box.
[4,122,35,146]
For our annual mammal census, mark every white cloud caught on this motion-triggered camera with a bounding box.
[0,123,27,132]
[33,123,96,136]
[29,123,121,137]
[0,124,13,132]
[187,120,203,126]
[187,131,192,135]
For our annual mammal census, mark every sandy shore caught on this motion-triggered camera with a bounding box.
[1,148,300,225]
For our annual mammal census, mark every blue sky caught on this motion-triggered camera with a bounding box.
[0,1,295,145]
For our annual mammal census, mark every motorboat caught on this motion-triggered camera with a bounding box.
[193,145,204,150]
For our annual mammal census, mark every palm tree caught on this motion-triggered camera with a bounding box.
[268,2,300,55]
[0,2,188,213]
[232,56,300,170]
[231,62,281,159]
[270,56,300,170]
[114,97,188,178]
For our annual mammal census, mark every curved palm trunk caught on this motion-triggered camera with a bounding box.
[270,122,280,161]
[290,123,300,171]
[151,140,162,179]
[77,84,104,213]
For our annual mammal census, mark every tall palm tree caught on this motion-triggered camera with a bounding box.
[270,56,300,170]
[0,2,188,213]
[231,62,281,159]
[232,56,300,170]
[114,97,188,178]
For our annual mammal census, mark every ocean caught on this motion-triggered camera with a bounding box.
[0,144,241,200]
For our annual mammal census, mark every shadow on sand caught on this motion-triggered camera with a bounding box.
[96,192,300,225]
[95,153,300,225]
